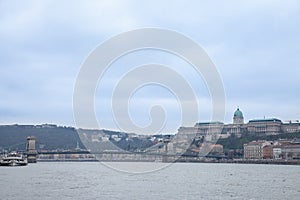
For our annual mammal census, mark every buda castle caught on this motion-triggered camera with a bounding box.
[178,108,300,141]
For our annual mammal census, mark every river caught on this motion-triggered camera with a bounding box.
[0,162,299,200]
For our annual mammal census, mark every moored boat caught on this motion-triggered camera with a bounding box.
[0,151,28,166]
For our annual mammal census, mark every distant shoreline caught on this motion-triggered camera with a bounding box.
[35,158,300,165]
[175,158,300,165]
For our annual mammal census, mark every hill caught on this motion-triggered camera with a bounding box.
[217,132,300,150]
[0,124,82,150]
[0,124,154,151]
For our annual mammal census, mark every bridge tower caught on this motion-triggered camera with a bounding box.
[26,136,37,163]
[162,136,171,162]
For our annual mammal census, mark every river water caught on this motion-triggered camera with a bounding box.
[0,162,299,200]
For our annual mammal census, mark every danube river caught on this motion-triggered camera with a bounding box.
[0,162,299,200]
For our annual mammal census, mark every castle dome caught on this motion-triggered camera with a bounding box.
[234,108,243,118]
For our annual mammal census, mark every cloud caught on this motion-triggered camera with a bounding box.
[0,0,300,133]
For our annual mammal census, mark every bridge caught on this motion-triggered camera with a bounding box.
[37,150,226,162]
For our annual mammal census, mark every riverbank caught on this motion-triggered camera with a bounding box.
[35,158,300,165]
[175,158,300,165]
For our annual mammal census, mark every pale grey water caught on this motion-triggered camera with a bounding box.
[0,162,299,200]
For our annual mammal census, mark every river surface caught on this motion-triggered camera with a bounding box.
[0,162,299,200]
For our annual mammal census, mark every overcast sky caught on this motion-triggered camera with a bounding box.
[1,0,300,134]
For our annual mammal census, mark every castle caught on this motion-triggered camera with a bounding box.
[178,108,300,140]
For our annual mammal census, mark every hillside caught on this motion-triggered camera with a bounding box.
[0,124,154,151]
[1,124,299,153]
[217,132,300,150]
[0,124,83,150]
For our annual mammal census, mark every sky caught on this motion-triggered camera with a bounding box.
[1,0,300,134]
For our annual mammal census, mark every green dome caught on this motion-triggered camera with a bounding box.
[234,108,243,117]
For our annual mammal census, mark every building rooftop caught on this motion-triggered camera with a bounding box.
[248,118,282,123]
[195,121,224,126]
[245,140,267,145]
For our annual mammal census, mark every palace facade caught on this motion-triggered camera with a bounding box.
[177,108,300,141]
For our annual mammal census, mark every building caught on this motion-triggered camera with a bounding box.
[177,108,300,140]
[281,121,300,133]
[194,121,224,142]
[233,108,244,124]
[273,147,282,159]
[243,141,270,159]
[210,144,224,155]
[244,139,300,160]
[263,145,274,159]
[281,145,300,159]
[172,108,300,157]
[247,118,282,136]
